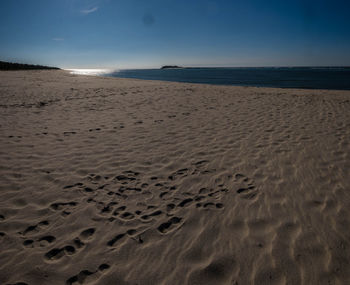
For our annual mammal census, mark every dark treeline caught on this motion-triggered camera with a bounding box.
[0,61,60,70]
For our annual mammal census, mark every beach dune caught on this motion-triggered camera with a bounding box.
[0,70,349,285]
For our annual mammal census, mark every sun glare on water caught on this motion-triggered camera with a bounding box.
[67,69,112,76]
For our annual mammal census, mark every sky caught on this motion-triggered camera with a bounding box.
[1,0,350,69]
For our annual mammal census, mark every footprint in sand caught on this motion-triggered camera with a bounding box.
[23,235,56,248]
[168,168,189,181]
[140,210,163,222]
[50,201,79,217]
[157,217,183,234]
[107,233,126,247]
[66,263,110,285]
[45,245,77,261]
[45,228,96,261]
[79,228,96,240]
[20,220,50,236]
[234,173,258,200]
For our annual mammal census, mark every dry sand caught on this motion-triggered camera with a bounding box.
[0,70,350,285]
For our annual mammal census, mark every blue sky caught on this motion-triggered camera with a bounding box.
[1,0,349,69]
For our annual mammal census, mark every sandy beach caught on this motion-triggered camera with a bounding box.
[0,70,350,285]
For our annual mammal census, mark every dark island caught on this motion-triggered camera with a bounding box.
[0,61,60,71]
[160,65,182,69]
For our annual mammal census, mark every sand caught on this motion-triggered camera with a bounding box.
[0,70,349,285]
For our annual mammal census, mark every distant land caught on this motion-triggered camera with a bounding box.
[0,61,60,70]
[160,65,182,69]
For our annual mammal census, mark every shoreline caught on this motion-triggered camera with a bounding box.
[64,69,350,92]
[68,66,350,91]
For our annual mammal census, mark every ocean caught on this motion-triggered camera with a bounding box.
[103,67,350,90]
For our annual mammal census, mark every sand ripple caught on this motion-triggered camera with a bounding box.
[0,71,350,284]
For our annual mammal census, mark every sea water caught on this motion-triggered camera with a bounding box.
[106,67,350,90]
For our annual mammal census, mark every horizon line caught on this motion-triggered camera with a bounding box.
[65,65,350,71]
